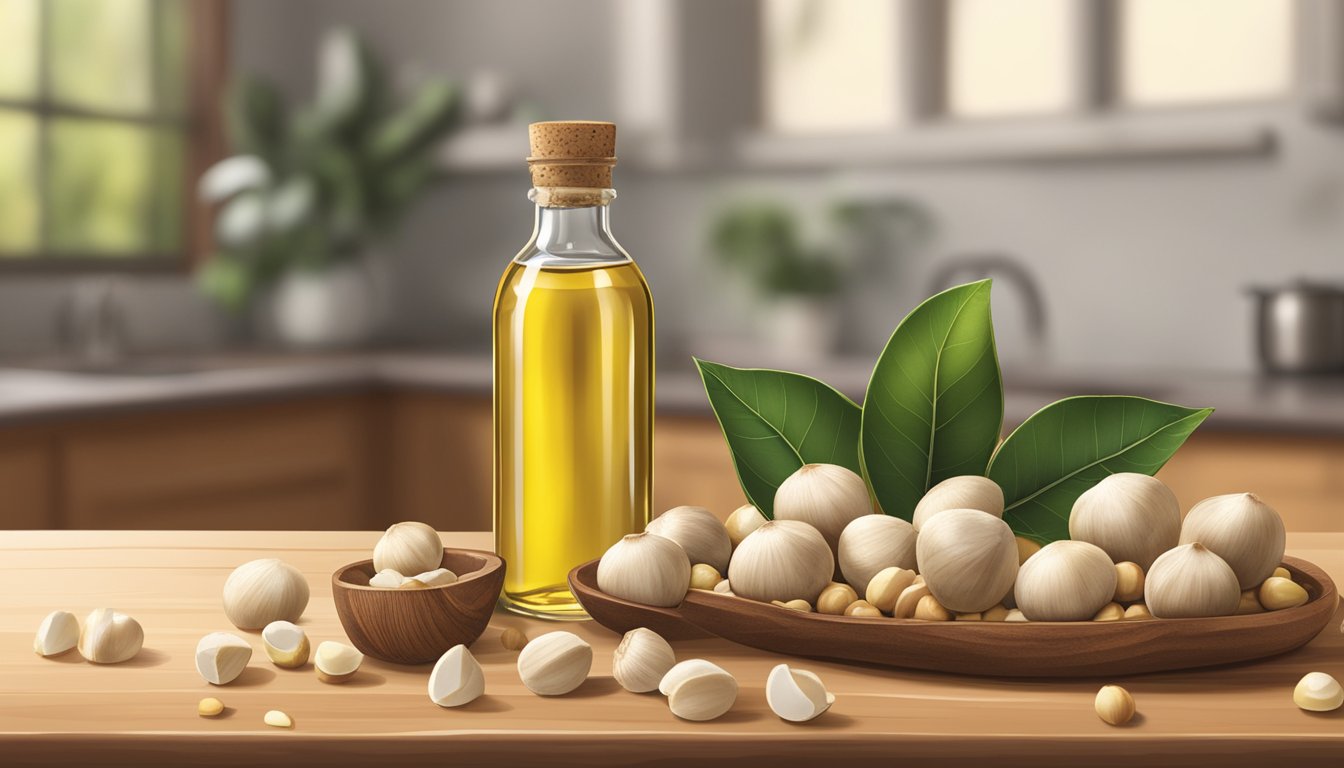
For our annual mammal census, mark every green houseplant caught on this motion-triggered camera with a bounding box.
[198,28,460,347]
[709,199,932,362]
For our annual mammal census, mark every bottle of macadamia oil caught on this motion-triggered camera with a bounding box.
[493,121,653,619]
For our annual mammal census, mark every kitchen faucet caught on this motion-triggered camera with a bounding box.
[927,254,1048,359]
[57,277,129,369]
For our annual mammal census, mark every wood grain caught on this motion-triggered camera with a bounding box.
[331,549,503,664]
[3,530,1344,767]
[572,557,1337,677]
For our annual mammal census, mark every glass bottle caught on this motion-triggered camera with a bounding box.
[493,121,654,619]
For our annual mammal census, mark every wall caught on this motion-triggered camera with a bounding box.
[3,0,1344,378]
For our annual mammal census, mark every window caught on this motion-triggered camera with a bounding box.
[762,0,903,133]
[759,0,1295,136]
[0,0,226,268]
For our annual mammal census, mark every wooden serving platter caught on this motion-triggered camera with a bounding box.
[569,556,1338,677]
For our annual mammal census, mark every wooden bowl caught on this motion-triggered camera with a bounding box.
[332,549,504,665]
[570,555,1338,677]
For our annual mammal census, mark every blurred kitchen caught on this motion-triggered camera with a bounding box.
[2,0,1342,533]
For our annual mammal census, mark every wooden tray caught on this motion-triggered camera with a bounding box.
[569,555,1338,677]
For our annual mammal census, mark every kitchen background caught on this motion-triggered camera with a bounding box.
[2,0,1342,533]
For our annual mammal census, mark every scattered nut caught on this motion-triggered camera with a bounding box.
[517,631,592,695]
[263,709,293,729]
[612,628,676,693]
[1123,603,1152,620]
[816,583,858,615]
[771,599,813,612]
[197,697,224,717]
[865,566,917,614]
[314,641,363,684]
[1092,602,1125,622]
[33,611,80,657]
[500,627,529,651]
[195,632,253,685]
[78,608,143,664]
[689,563,722,591]
[893,582,932,619]
[662,660,737,721]
[368,569,405,589]
[261,621,310,669]
[913,594,951,621]
[1113,562,1145,603]
[843,600,882,618]
[1237,589,1264,615]
[1095,685,1135,725]
[1273,566,1292,580]
[428,644,485,707]
[1015,536,1042,565]
[766,663,834,722]
[1294,672,1343,712]
[1259,576,1308,611]
[982,605,1010,622]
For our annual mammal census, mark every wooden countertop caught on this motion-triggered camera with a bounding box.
[3,530,1343,767]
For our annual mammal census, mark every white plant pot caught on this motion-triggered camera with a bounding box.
[264,259,385,349]
[763,297,840,365]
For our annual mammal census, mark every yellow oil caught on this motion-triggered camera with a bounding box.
[493,260,654,618]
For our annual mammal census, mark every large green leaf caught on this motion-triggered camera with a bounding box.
[860,279,1003,520]
[989,396,1213,543]
[695,358,862,518]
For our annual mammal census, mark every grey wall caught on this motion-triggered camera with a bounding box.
[3,0,1343,377]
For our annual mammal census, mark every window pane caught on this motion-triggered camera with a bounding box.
[49,0,154,113]
[1120,0,1291,106]
[48,119,182,255]
[948,0,1075,117]
[0,109,39,253]
[156,0,189,115]
[763,0,901,133]
[0,0,39,99]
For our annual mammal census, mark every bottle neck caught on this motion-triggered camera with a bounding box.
[522,189,629,266]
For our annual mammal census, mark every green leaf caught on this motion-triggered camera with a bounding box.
[365,79,460,167]
[695,358,862,518]
[988,396,1213,543]
[860,279,1003,520]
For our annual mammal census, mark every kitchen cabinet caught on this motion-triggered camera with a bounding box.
[5,384,1343,534]
[378,393,749,530]
[1157,431,1344,531]
[0,425,57,528]
[0,395,377,531]
[63,395,376,530]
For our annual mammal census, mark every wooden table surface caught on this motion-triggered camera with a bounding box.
[3,530,1343,767]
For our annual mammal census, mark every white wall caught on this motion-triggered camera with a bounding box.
[3,0,1343,377]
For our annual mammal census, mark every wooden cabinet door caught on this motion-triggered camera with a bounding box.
[0,426,57,529]
[655,414,748,519]
[63,395,375,530]
[380,392,493,532]
[1157,431,1344,532]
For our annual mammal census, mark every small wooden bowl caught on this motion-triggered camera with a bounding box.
[332,549,504,665]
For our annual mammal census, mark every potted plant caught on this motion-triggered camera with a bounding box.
[709,202,847,362]
[197,28,459,348]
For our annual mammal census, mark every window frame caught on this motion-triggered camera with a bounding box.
[0,0,229,273]
[742,0,1316,167]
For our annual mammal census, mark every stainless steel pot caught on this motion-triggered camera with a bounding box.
[1249,281,1344,373]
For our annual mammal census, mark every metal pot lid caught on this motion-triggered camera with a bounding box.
[1246,279,1344,297]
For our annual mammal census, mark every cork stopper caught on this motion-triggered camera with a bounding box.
[527,121,617,190]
